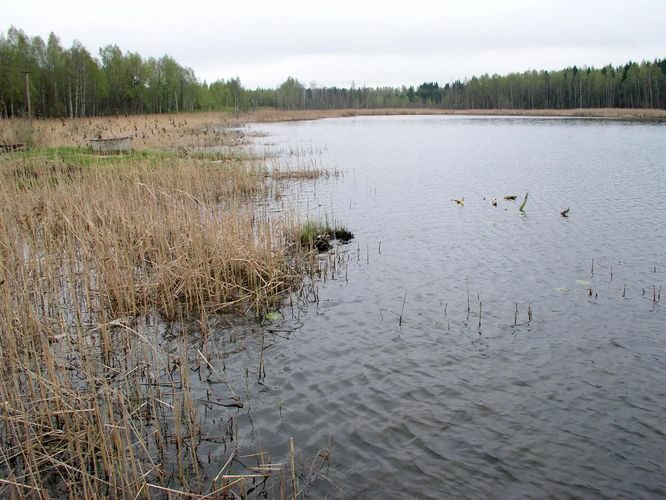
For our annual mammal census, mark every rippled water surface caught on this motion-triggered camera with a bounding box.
[233,116,666,498]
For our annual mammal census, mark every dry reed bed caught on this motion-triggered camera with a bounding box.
[240,107,666,123]
[3,106,663,150]
[0,151,311,497]
[0,113,248,150]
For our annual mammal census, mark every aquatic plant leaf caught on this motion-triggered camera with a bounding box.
[553,287,570,293]
[575,279,591,287]
[265,311,282,322]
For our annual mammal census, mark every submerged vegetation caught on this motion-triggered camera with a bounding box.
[0,117,343,497]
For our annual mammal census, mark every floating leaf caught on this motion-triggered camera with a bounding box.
[264,311,282,322]
[553,287,570,293]
[575,279,591,287]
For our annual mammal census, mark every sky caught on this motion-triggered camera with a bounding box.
[2,0,665,88]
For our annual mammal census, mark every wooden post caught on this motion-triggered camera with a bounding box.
[21,70,32,119]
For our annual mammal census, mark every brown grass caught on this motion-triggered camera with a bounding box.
[0,113,247,150]
[3,157,296,318]
[0,121,327,496]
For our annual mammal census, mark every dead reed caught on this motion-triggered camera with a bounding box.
[0,147,316,497]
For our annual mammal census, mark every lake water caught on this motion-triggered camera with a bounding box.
[218,116,665,498]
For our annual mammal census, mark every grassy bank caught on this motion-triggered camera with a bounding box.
[0,125,335,495]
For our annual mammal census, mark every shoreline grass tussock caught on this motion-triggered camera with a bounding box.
[298,220,354,253]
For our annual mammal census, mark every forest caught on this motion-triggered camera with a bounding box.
[1,25,665,118]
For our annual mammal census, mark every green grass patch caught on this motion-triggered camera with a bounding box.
[298,221,354,252]
[14,146,176,167]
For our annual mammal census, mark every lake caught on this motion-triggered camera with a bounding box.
[220,115,666,498]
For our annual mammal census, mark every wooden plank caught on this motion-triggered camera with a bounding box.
[0,143,27,153]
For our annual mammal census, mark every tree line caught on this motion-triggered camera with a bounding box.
[0,26,221,118]
[1,26,664,118]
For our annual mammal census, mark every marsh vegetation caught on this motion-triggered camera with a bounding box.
[0,117,351,497]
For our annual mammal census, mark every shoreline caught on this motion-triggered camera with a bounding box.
[2,107,663,149]
[239,107,666,124]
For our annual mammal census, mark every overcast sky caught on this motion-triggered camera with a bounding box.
[3,0,665,88]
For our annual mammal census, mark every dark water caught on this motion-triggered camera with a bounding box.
[218,116,665,498]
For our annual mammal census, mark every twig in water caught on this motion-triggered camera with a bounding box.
[478,301,482,333]
[519,192,529,212]
[258,333,266,381]
[528,304,533,323]
[466,276,470,319]
[622,283,626,297]
[591,258,594,276]
[514,303,518,326]
[399,289,407,327]
[290,437,298,500]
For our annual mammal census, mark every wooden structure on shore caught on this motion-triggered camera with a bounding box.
[0,143,27,153]
[88,136,133,153]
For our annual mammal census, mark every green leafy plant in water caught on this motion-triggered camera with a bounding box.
[264,311,282,322]
[298,220,354,252]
